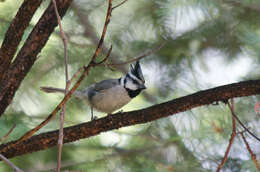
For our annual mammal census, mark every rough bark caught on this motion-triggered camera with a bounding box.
[0,0,73,116]
[0,79,259,159]
[0,0,43,82]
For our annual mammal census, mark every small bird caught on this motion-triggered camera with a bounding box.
[41,61,146,120]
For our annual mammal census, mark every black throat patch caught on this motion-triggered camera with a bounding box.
[125,88,142,98]
[123,74,143,98]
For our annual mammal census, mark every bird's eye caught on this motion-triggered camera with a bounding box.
[133,80,139,85]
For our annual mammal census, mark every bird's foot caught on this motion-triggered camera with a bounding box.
[212,101,219,105]
[91,116,98,121]
[107,113,113,120]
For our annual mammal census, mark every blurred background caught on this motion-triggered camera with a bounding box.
[0,0,260,171]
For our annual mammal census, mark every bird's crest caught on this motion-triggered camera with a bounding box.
[129,61,145,83]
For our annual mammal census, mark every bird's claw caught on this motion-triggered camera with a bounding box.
[91,116,98,121]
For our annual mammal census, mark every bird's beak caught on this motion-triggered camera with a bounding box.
[140,84,146,90]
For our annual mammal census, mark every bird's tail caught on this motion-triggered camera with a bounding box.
[40,86,65,94]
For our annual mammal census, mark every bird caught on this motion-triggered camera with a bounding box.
[40,61,146,120]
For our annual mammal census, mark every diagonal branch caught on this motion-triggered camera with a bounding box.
[70,2,127,72]
[0,124,16,143]
[228,100,260,142]
[0,79,260,159]
[90,0,112,63]
[70,2,158,103]
[112,0,128,10]
[0,0,113,154]
[102,42,165,66]
[0,0,73,116]
[216,99,237,172]
[0,122,20,171]
[0,154,24,172]
[0,0,43,82]
[240,132,260,171]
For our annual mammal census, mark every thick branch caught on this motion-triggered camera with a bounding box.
[0,0,43,82]
[0,0,73,116]
[1,80,260,159]
[0,0,112,153]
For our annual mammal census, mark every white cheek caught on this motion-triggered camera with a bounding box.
[125,82,138,90]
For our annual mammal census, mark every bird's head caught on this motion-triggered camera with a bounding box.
[123,61,146,98]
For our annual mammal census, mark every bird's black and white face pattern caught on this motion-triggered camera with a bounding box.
[122,61,146,98]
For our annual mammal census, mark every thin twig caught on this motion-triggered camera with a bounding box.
[217,99,237,172]
[90,0,112,63]
[70,2,158,103]
[51,0,69,171]
[0,0,114,155]
[67,67,84,88]
[112,0,128,10]
[96,45,113,65]
[103,42,165,67]
[57,110,65,172]
[227,100,260,142]
[102,45,114,71]
[1,124,16,143]
[0,154,24,172]
[0,124,21,171]
[240,132,260,171]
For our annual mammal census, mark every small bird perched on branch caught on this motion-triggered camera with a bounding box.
[41,61,146,120]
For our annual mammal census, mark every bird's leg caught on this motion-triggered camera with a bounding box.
[91,107,94,120]
[91,107,93,120]
[90,107,97,120]
[107,113,113,120]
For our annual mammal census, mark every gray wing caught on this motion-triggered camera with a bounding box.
[93,79,119,91]
[76,79,119,100]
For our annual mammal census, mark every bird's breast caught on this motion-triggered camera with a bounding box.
[90,85,131,113]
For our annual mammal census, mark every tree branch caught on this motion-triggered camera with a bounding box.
[0,0,43,82]
[0,124,16,143]
[0,0,113,153]
[1,79,260,159]
[51,0,69,171]
[217,99,237,172]
[228,100,260,142]
[0,154,24,172]
[0,0,73,116]
[240,132,260,171]
[70,2,157,103]
[101,42,165,66]
[112,0,128,10]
